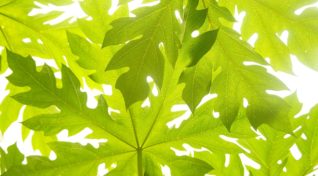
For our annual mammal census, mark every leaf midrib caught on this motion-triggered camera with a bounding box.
[19,151,135,175]
[17,63,136,149]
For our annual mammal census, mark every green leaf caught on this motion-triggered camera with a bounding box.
[3,142,135,176]
[211,28,292,131]
[67,32,111,84]
[78,0,129,44]
[2,1,318,175]
[103,0,182,64]
[5,51,225,176]
[106,38,165,108]
[0,144,24,174]
[283,105,318,175]
[102,0,183,107]
[0,0,76,62]
[202,0,235,29]
[220,0,318,71]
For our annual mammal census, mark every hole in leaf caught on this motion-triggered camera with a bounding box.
[161,165,171,176]
[290,144,302,160]
[243,98,249,108]
[141,97,151,108]
[22,38,31,43]
[276,30,289,45]
[212,110,220,118]
[175,10,183,24]
[224,154,230,167]
[240,153,261,170]
[301,133,307,140]
[97,163,108,176]
[247,33,258,47]
[220,135,250,153]
[102,84,113,96]
[49,151,57,160]
[171,143,209,157]
[191,30,200,38]
[167,104,191,129]
[57,128,107,148]
[294,2,318,15]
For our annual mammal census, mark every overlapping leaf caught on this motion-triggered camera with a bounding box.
[101,0,183,107]
[3,51,250,175]
[211,27,292,131]
[77,0,128,44]
[0,0,76,63]
[0,145,24,174]
[1,0,318,175]
[283,105,318,175]
[219,0,318,71]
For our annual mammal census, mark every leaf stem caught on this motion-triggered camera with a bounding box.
[137,147,143,176]
[128,108,140,148]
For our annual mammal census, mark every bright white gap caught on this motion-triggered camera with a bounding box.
[0,106,25,151]
[81,79,103,109]
[146,76,154,83]
[175,10,183,24]
[0,69,11,103]
[152,85,159,96]
[293,125,302,133]
[196,93,217,109]
[128,0,160,17]
[289,144,302,160]
[1,2,318,176]
[62,55,69,67]
[32,56,59,69]
[270,55,318,116]
[224,154,230,167]
[301,133,308,140]
[219,135,251,153]
[234,3,318,116]
[57,128,107,148]
[102,84,113,96]
[129,0,160,11]
[109,0,119,15]
[37,39,44,45]
[23,131,42,157]
[29,1,87,25]
[243,55,318,116]
[141,97,151,108]
[54,71,62,79]
[171,143,210,157]
[97,163,109,176]
[250,127,267,141]
[276,30,289,45]
[191,30,200,38]
[22,38,32,43]
[307,165,318,176]
[284,126,302,139]
[247,33,258,47]
[167,104,191,129]
[294,2,318,15]
[212,110,220,119]
[284,134,291,139]
[232,6,246,34]
[111,163,117,168]
[243,98,249,108]
[108,107,120,115]
[239,153,261,170]
[49,151,57,160]
[161,165,171,176]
